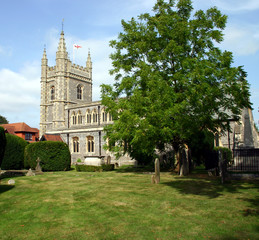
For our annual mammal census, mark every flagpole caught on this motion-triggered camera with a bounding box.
[73,45,75,63]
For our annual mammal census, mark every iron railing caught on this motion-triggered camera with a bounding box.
[229,149,259,172]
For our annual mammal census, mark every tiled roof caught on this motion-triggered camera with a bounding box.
[41,134,63,142]
[0,122,39,134]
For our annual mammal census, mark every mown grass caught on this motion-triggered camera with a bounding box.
[0,168,258,240]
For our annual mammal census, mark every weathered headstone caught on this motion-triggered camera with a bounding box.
[151,158,160,184]
[8,179,15,185]
[35,157,42,172]
[218,150,228,184]
[106,156,111,165]
[26,168,35,176]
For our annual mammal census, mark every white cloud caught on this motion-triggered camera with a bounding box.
[211,0,259,12]
[219,24,259,56]
[0,62,40,127]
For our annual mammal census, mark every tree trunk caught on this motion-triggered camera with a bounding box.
[179,146,190,176]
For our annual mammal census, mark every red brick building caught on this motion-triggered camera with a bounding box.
[0,122,39,143]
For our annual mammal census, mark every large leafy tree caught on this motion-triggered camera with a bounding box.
[0,115,8,124]
[101,0,251,167]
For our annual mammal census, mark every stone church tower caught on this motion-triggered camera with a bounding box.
[40,31,93,137]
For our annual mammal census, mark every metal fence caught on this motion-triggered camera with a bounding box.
[229,149,259,172]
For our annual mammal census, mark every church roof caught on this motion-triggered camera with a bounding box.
[40,134,63,142]
[1,122,39,134]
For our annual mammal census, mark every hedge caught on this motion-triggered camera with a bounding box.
[75,164,114,172]
[1,134,28,170]
[214,147,233,164]
[24,141,71,171]
[204,147,233,170]
[0,126,6,167]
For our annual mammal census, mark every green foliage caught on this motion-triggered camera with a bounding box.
[24,141,71,171]
[0,115,8,124]
[1,134,28,170]
[214,146,233,164]
[75,165,102,172]
[75,164,115,172]
[101,0,251,164]
[77,158,82,163]
[101,164,115,171]
[0,126,6,167]
[187,130,215,165]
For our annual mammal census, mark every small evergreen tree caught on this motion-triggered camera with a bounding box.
[0,126,6,167]
[1,134,28,170]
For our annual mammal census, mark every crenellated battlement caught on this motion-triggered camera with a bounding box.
[71,63,88,71]
[48,66,56,71]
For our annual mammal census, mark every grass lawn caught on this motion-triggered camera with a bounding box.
[0,168,258,240]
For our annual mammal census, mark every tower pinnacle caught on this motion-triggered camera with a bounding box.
[41,47,48,65]
[56,31,68,60]
[86,49,92,69]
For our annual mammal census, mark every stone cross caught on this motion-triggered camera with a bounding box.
[26,168,35,176]
[151,158,160,184]
[35,157,42,172]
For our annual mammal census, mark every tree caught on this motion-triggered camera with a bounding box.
[1,134,28,170]
[0,115,8,124]
[0,126,6,167]
[101,0,251,173]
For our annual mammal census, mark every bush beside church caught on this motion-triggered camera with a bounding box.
[1,134,28,170]
[24,141,71,171]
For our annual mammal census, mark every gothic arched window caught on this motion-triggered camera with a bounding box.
[77,85,83,100]
[50,86,55,100]
[72,112,77,125]
[77,111,83,125]
[73,137,79,153]
[108,113,113,122]
[86,110,91,124]
[92,109,98,123]
[86,136,94,153]
[102,108,107,122]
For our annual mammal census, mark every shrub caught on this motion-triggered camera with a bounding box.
[1,134,28,170]
[75,165,102,172]
[0,126,6,167]
[101,164,114,171]
[24,141,71,171]
[75,164,115,172]
[77,158,82,163]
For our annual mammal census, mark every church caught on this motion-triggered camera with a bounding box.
[40,30,259,166]
[39,30,134,165]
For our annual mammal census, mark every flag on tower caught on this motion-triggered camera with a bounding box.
[73,44,82,49]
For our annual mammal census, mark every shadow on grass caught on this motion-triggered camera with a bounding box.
[115,165,173,174]
[240,195,259,217]
[161,174,259,199]
[0,184,15,194]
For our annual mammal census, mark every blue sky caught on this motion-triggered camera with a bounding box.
[0,0,259,128]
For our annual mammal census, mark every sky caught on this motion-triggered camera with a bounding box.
[0,0,259,129]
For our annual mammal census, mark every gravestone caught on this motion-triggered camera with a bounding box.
[106,156,111,165]
[8,179,15,185]
[151,158,160,184]
[26,168,35,176]
[36,157,42,172]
